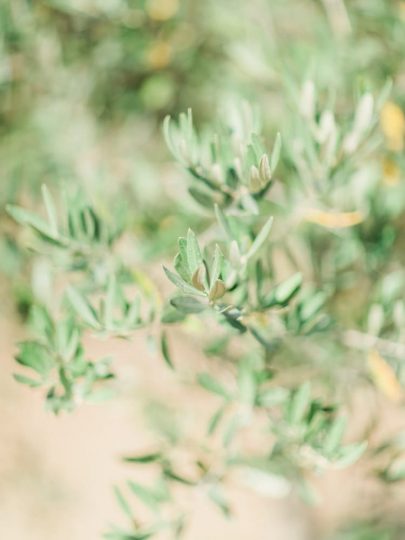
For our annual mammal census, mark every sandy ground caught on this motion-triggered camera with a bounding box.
[1,313,405,540]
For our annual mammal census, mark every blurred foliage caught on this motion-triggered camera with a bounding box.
[331,521,405,540]
[3,0,405,539]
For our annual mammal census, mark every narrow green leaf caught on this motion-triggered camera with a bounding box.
[376,79,393,110]
[246,216,274,260]
[160,331,174,370]
[113,486,133,521]
[66,286,100,329]
[104,274,117,329]
[127,481,160,512]
[123,453,161,464]
[246,143,258,168]
[274,273,302,304]
[223,413,242,447]
[324,416,347,455]
[163,266,203,296]
[381,463,405,483]
[299,292,326,322]
[208,486,231,517]
[82,207,97,240]
[13,373,42,387]
[174,237,190,282]
[237,363,256,406]
[104,530,154,540]
[41,184,58,236]
[210,245,223,288]
[189,187,213,208]
[7,204,55,238]
[170,296,206,314]
[258,387,288,407]
[198,373,231,399]
[215,204,233,239]
[222,308,247,332]
[204,335,229,357]
[334,442,368,468]
[126,296,141,327]
[297,478,320,506]
[251,133,266,158]
[186,229,203,275]
[163,115,177,158]
[163,468,196,485]
[207,405,226,435]
[240,192,259,215]
[15,341,53,376]
[270,132,282,171]
[160,304,186,324]
[288,382,311,424]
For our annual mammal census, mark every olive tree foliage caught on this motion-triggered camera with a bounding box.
[3,1,405,539]
[8,76,405,538]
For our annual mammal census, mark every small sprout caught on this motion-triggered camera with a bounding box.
[209,279,226,301]
[191,264,208,292]
[259,154,271,182]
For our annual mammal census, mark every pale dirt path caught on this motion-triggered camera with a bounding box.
[1,315,404,540]
[0,318,307,540]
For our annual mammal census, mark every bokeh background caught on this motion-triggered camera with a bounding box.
[1,1,405,538]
